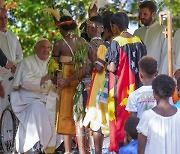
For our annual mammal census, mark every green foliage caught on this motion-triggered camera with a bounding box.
[4,0,180,57]
[48,57,59,76]
[73,43,88,71]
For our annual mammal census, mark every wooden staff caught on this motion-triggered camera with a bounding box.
[159,10,173,77]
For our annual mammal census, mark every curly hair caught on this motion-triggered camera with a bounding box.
[138,56,157,78]
[152,74,176,98]
[124,117,139,139]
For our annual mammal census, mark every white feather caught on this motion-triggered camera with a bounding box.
[62,9,72,17]
[90,0,109,10]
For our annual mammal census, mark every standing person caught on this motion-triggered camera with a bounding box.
[10,39,57,153]
[126,56,158,118]
[0,8,23,117]
[173,29,180,69]
[83,13,113,154]
[134,1,168,74]
[137,74,180,154]
[52,15,89,154]
[106,12,147,152]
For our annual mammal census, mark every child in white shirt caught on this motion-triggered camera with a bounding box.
[126,56,157,118]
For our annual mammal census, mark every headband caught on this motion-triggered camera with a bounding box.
[57,20,76,27]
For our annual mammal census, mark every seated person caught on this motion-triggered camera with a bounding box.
[10,39,57,153]
[119,117,139,154]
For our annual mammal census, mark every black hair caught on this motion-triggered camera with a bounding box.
[110,12,129,31]
[138,56,157,77]
[152,74,176,98]
[124,117,139,139]
[102,11,114,31]
[139,1,157,13]
[177,77,180,91]
[89,15,103,25]
[59,16,77,31]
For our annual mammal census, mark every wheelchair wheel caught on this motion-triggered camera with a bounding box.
[0,107,17,153]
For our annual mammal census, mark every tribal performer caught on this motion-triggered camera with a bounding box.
[106,12,147,152]
[51,12,90,153]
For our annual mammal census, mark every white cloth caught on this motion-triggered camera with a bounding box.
[10,54,57,153]
[0,30,23,117]
[134,22,169,74]
[137,109,180,154]
[173,29,180,70]
[126,85,174,118]
[126,86,156,118]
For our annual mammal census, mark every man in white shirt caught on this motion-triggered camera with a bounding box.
[10,39,57,153]
[0,8,23,117]
[173,29,180,70]
[134,1,168,74]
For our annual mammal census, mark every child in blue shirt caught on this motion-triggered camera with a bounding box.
[118,117,139,154]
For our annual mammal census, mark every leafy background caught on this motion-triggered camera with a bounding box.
[4,0,180,57]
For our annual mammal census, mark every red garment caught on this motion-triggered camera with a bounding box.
[106,36,147,152]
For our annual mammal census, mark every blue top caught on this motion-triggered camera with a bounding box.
[118,140,138,154]
[174,100,180,108]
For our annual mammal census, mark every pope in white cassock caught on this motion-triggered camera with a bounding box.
[10,39,57,153]
[0,8,23,117]
[134,1,169,74]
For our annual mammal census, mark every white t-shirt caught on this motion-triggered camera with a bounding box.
[137,109,180,154]
[126,86,156,118]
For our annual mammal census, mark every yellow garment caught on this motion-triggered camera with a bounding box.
[83,45,109,135]
[56,64,78,135]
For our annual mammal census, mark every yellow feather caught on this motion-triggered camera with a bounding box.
[44,8,60,21]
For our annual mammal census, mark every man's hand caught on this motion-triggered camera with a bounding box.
[11,65,16,73]
[57,78,70,90]
[4,60,13,69]
[0,81,5,98]
[40,74,50,86]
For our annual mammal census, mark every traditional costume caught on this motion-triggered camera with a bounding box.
[83,44,109,136]
[56,42,78,135]
[10,54,57,153]
[134,21,168,74]
[0,30,23,117]
[106,35,147,152]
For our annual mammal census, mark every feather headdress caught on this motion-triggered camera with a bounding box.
[90,0,109,11]
[44,8,72,22]
[44,8,60,21]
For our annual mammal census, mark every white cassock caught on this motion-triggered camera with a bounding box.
[134,21,169,74]
[173,29,180,70]
[0,30,23,117]
[10,54,58,153]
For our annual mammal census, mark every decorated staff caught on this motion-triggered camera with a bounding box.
[159,10,173,77]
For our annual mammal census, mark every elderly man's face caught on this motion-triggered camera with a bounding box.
[0,9,8,32]
[35,40,50,61]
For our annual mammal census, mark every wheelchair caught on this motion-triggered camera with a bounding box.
[0,102,19,153]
